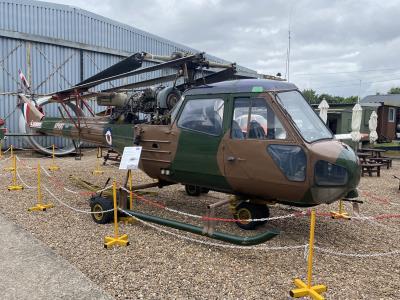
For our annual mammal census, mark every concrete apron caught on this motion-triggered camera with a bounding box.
[0,213,113,300]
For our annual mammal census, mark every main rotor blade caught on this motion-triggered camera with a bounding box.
[102,73,178,92]
[54,54,199,97]
[78,52,144,86]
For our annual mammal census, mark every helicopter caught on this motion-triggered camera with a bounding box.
[3,51,361,245]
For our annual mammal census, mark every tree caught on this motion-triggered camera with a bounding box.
[388,87,400,94]
[302,89,319,104]
[301,89,357,104]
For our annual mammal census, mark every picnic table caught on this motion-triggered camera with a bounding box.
[360,147,387,158]
[360,162,384,177]
[357,152,371,163]
[369,157,392,169]
[359,148,392,168]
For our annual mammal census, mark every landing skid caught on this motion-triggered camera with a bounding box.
[122,209,279,246]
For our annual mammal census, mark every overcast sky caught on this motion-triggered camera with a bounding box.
[45,0,400,97]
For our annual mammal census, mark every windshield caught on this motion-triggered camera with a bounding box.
[276,91,332,142]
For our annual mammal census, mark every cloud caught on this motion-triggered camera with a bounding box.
[45,0,400,97]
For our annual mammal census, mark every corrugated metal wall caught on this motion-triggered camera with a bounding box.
[0,0,257,149]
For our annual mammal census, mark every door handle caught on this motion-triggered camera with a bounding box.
[227,156,236,162]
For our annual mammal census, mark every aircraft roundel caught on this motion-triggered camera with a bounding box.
[105,128,112,146]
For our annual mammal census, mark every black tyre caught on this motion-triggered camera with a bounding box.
[185,184,201,196]
[90,196,114,224]
[234,202,269,230]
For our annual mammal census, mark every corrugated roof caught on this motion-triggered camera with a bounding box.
[361,94,400,107]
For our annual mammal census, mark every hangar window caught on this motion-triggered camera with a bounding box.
[232,98,286,140]
[178,98,224,135]
[388,107,396,123]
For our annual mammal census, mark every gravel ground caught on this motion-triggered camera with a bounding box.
[0,149,399,299]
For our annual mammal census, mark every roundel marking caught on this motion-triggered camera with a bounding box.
[105,128,112,146]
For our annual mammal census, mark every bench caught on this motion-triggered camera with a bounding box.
[103,149,121,165]
[369,157,392,169]
[361,163,384,177]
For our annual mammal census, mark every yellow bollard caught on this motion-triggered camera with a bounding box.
[104,180,129,249]
[92,147,104,175]
[119,170,136,224]
[330,199,351,220]
[4,145,15,171]
[290,210,327,300]
[7,154,23,191]
[28,162,54,211]
[48,144,60,171]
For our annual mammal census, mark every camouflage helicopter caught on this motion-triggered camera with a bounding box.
[4,52,361,244]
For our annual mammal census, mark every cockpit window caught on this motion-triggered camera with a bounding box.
[276,91,333,142]
[177,98,224,135]
[232,97,287,140]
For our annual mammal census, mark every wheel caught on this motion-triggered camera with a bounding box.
[185,184,201,196]
[90,196,114,224]
[234,202,269,230]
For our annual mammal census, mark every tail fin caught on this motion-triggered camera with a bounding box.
[18,94,45,125]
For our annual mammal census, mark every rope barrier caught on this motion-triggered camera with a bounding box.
[120,186,400,223]
[119,209,400,256]
[40,166,51,177]
[0,156,11,165]
[43,185,114,214]
[63,187,79,194]
[2,147,11,154]
[16,170,35,189]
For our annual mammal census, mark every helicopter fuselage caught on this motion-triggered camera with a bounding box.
[23,79,360,207]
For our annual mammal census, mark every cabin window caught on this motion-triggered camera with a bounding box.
[388,107,396,123]
[177,98,224,135]
[231,98,286,140]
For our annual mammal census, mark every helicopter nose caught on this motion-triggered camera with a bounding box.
[334,143,361,191]
[309,141,361,204]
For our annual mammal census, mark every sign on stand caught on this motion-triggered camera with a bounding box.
[119,146,142,170]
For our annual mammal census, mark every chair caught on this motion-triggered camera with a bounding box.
[248,120,265,139]
[231,120,244,139]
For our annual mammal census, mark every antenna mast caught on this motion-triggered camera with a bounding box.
[286,6,293,82]
[287,28,291,82]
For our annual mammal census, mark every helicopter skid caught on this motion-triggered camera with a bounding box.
[123,209,279,246]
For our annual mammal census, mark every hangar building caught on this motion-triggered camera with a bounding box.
[0,0,258,148]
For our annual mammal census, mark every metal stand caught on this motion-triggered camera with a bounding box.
[92,147,104,175]
[48,144,60,171]
[330,199,351,220]
[7,155,23,191]
[290,210,327,300]
[104,180,129,248]
[29,162,53,211]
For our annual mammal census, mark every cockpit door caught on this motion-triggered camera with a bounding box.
[222,94,307,198]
